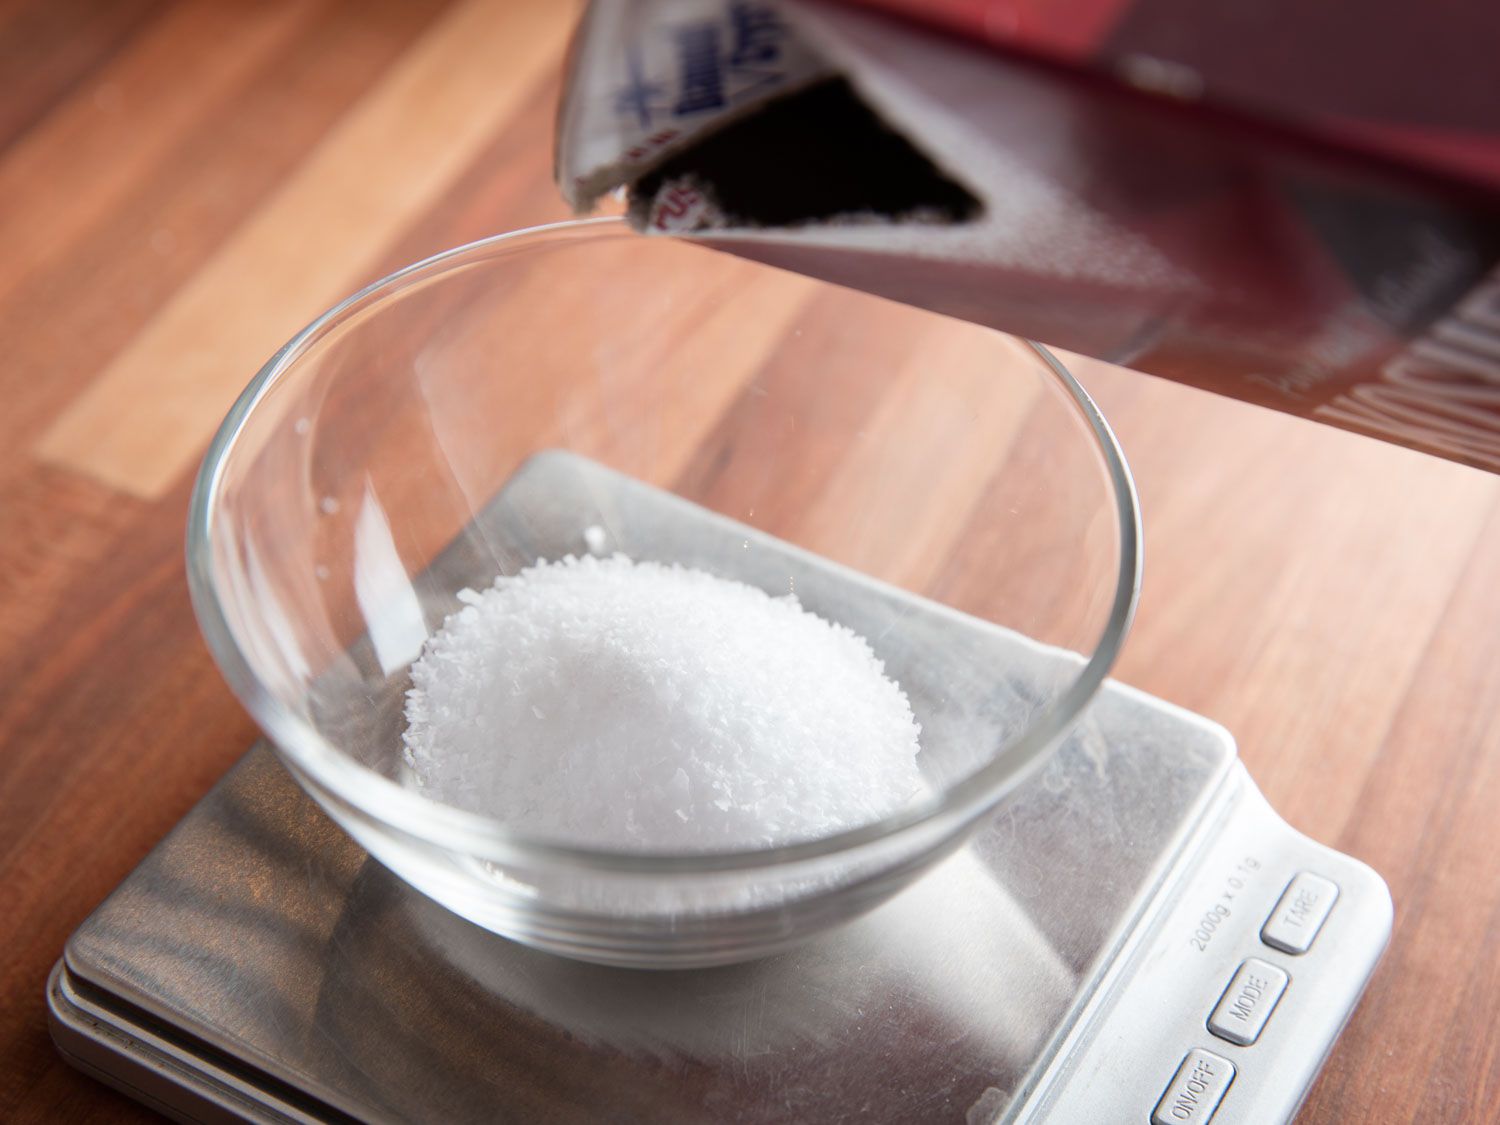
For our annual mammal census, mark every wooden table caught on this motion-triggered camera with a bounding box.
[2,2,1497,1121]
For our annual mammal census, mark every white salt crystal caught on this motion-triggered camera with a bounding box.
[402,554,923,851]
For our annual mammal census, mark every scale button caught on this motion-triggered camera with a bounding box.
[1261,872,1339,954]
[1208,957,1289,1046]
[1151,1048,1235,1124]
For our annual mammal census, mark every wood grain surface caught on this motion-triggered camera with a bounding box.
[2,2,1498,1122]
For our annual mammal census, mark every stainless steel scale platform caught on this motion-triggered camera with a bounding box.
[49,454,1391,1124]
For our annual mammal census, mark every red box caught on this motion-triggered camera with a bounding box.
[559,0,1500,471]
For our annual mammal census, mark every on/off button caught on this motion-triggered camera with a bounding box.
[1151,1048,1235,1124]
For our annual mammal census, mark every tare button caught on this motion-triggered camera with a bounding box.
[1152,1048,1235,1124]
[1208,957,1289,1046]
[1262,872,1340,954]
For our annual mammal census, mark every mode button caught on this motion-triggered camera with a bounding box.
[1208,957,1289,1046]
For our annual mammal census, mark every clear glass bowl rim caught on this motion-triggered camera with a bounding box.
[185,216,1142,875]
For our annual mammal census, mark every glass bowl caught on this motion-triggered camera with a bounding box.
[186,216,1140,968]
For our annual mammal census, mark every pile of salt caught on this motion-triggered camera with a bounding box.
[402,554,923,850]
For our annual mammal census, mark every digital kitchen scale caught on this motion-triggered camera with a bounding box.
[49,453,1391,1124]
